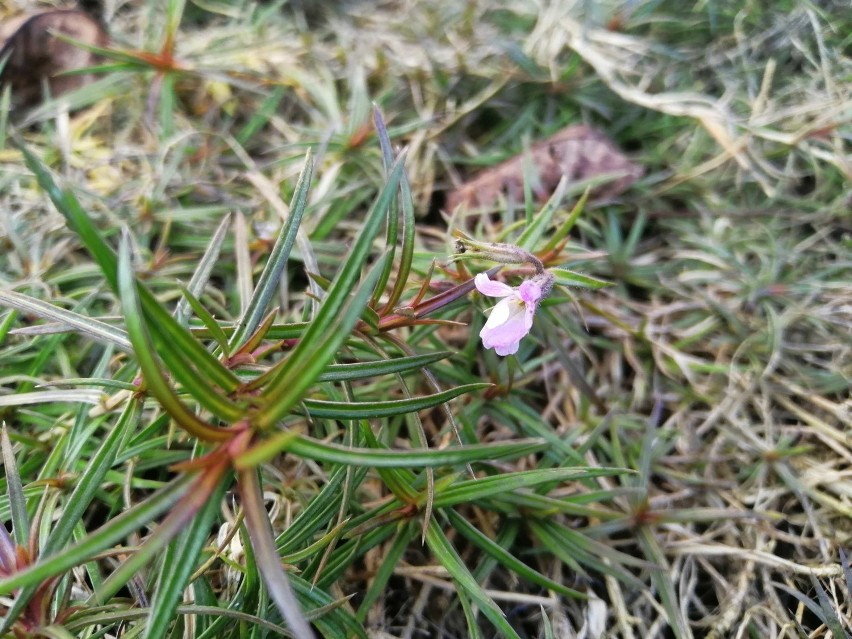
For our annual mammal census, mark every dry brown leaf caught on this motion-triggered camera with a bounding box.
[0,9,107,112]
[445,124,643,211]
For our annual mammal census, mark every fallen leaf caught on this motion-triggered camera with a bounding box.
[446,124,643,211]
[0,10,108,112]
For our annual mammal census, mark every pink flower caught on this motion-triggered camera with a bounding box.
[474,273,543,356]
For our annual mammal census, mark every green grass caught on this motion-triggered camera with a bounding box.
[1,1,850,638]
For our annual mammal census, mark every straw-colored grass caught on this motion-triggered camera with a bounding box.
[1,1,849,637]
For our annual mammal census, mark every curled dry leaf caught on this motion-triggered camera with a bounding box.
[0,10,108,112]
[446,124,643,211]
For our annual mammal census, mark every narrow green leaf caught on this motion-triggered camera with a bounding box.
[426,519,521,639]
[179,284,230,356]
[772,578,848,639]
[255,155,406,428]
[358,420,420,501]
[65,604,292,636]
[0,390,103,408]
[0,87,9,148]
[288,573,369,638]
[235,432,546,470]
[841,549,852,600]
[356,522,416,622]
[433,467,628,508]
[530,519,648,588]
[623,210,648,256]
[373,107,415,315]
[158,73,176,140]
[370,106,400,307]
[175,213,231,326]
[542,186,590,253]
[37,625,76,639]
[386,168,416,309]
[233,210,253,317]
[491,490,618,519]
[165,0,186,37]
[550,267,614,290]
[809,574,849,638]
[45,378,137,391]
[517,175,568,251]
[144,477,228,639]
[523,144,538,227]
[92,466,228,606]
[447,511,586,599]
[317,351,450,382]
[239,468,314,639]
[230,150,313,350]
[0,425,29,547]
[374,108,416,313]
[301,383,489,419]
[457,589,485,639]
[0,475,192,595]
[254,249,389,429]
[0,309,17,343]
[314,525,396,589]
[117,232,232,442]
[139,302,240,393]
[43,399,141,558]
[17,142,240,393]
[0,290,131,351]
[636,527,691,639]
[277,465,348,554]
[237,86,286,145]
[146,332,246,421]
[280,519,348,565]
[231,308,277,361]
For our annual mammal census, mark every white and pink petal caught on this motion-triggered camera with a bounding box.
[474,273,515,298]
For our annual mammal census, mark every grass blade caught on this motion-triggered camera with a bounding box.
[255,155,407,427]
[370,106,400,307]
[239,467,315,639]
[517,175,568,251]
[425,519,521,639]
[0,290,131,351]
[175,213,231,326]
[0,475,193,594]
[301,383,490,419]
[117,232,233,441]
[355,522,416,622]
[144,476,228,639]
[316,351,451,382]
[236,433,546,470]
[18,141,240,393]
[230,150,313,350]
[550,267,613,290]
[447,511,586,599]
[1,425,29,547]
[433,466,628,508]
[42,399,141,557]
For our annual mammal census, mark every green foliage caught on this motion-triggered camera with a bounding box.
[2,111,616,638]
[1,1,849,638]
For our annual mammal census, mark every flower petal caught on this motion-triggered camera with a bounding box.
[480,301,530,354]
[482,297,515,329]
[474,273,514,298]
[475,272,547,357]
[481,323,523,354]
[524,302,536,330]
[518,280,542,305]
[495,340,521,356]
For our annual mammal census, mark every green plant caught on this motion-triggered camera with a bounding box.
[0,107,631,638]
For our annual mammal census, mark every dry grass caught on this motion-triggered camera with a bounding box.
[1,0,850,637]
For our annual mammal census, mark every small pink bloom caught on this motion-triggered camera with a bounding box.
[474,273,543,356]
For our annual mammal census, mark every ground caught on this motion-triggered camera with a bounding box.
[0,1,850,638]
